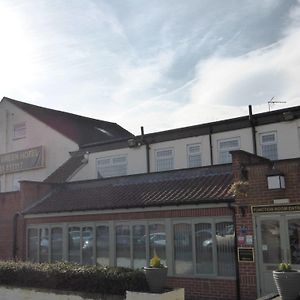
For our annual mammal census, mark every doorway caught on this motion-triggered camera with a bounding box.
[256,214,300,296]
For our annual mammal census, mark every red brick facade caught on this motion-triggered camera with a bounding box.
[0,151,299,300]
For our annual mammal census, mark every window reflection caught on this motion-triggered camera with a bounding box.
[261,220,281,263]
[68,227,80,263]
[28,228,38,262]
[116,225,130,267]
[149,224,166,265]
[216,222,235,276]
[289,220,300,264]
[133,225,146,269]
[96,225,109,266]
[82,227,93,265]
[174,223,193,274]
[195,223,213,274]
[39,228,49,263]
[51,227,62,262]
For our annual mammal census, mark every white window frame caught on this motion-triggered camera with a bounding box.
[217,137,240,164]
[13,122,26,140]
[155,148,174,172]
[26,217,235,279]
[187,143,202,168]
[96,155,128,178]
[259,131,278,160]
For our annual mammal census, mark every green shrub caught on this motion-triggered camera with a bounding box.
[0,261,149,295]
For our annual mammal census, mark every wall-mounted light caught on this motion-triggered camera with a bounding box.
[267,168,285,190]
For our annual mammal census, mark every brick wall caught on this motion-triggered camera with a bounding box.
[0,191,21,260]
[232,150,300,300]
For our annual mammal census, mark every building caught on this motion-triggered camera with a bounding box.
[0,97,300,300]
[0,97,133,192]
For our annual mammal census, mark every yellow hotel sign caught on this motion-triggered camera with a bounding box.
[0,146,45,175]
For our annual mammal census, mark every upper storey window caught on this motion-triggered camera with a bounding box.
[13,122,26,140]
[260,131,278,160]
[187,143,202,168]
[96,155,127,178]
[155,148,174,172]
[218,138,240,164]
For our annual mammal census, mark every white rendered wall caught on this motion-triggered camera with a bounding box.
[256,119,300,159]
[70,146,147,181]
[0,100,78,192]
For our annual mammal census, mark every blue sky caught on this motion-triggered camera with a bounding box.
[1,0,300,134]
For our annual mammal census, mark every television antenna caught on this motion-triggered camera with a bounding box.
[268,97,286,111]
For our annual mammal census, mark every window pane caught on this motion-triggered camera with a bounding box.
[97,156,127,178]
[218,139,240,164]
[174,223,193,274]
[195,223,213,274]
[68,227,80,263]
[216,222,235,276]
[133,225,146,269]
[96,225,109,266]
[156,149,174,172]
[116,225,130,267]
[28,228,38,262]
[288,220,300,264]
[82,227,93,265]
[51,227,62,262]
[39,228,49,263]
[188,154,202,168]
[261,220,281,263]
[149,224,166,265]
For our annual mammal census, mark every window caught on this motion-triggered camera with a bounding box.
[13,122,26,140]
[218,138,240,164]
[51,227,63,262]
[260,131,278,160]
[187,144,201,168]
[39,228,49,263]
[155,148,174,171]
[28,228,38,262]
[174,223,193,274]
[96,225,110,266]
[96,155,127,178]
[27,219,235,278]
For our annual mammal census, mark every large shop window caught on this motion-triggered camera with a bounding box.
[96,155,127,178]
[27,219,235,278]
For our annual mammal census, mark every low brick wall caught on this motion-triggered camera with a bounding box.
[0,286,123,300]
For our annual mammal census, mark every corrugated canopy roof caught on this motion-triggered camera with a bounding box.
[25,165,234,215]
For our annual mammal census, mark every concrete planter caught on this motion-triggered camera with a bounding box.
[273,270,300,300]
[126,288,184,300]
[143,267,168,293]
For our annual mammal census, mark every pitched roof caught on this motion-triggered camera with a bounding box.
[24,165,234,215]
[3,97,133,146]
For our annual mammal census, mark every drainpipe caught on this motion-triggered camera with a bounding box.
[248,105,257,155]
[13,212,21,261]
[209,126,213,165]
[141,126,150,173]
[228,202,241,300]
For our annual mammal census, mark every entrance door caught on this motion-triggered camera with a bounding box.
[256,214,300,296]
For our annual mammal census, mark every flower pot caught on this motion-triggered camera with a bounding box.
[143,267,168,293]
[273,270,300,300]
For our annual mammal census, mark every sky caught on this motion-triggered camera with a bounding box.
[1,0,300,134]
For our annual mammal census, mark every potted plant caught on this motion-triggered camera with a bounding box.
[273,263,300,300]
[143,255,168,293]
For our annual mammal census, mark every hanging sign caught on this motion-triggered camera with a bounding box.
[0,146,45,174]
